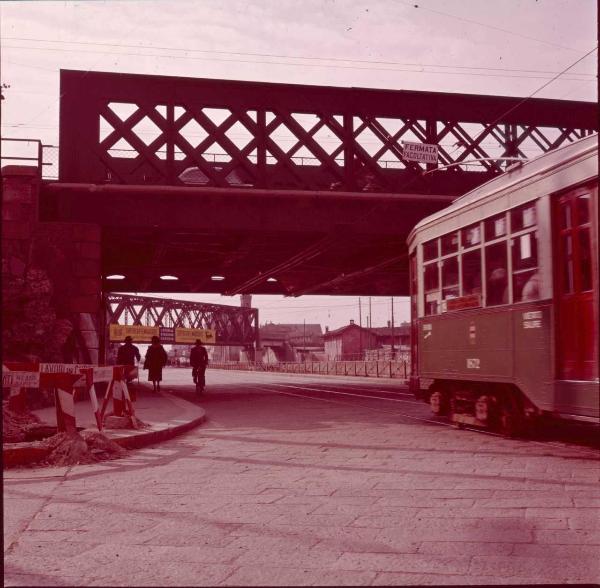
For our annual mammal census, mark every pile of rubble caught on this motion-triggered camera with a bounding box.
[3,400,128,467]
[2,401,42,443]
[41,430,126,466]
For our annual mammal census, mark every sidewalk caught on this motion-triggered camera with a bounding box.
[4,384,206,466]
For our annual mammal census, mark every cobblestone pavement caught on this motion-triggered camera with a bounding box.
[4,368,599,586]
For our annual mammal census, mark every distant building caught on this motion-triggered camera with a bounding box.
[323,320,378,360]
[260,323,324,363]
[323,320,410,361]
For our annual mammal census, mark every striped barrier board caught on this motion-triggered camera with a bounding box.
[3,362,137,432]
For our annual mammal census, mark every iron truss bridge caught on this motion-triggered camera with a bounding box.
[58,69,597,194]
[44,70,597,297]
[105,293,258,347]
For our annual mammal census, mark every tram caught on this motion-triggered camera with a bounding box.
[407,134,598,435]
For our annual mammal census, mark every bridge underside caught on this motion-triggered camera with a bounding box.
[46,71,596,298]
[41,183,452,296]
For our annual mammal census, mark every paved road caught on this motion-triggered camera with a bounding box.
[4,368,600,586]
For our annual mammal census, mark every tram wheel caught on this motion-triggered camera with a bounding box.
[496,403,524,438]
[429,390,449,416]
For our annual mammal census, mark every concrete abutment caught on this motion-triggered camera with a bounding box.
[2,166,103,364]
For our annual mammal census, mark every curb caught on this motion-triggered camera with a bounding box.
[112,409,206,450]
[3,443,52,468]
[3,405,207,467]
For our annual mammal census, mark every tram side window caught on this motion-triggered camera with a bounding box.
[424,262,439,315]
[579,229,592,291]
[485,242,508,306]
[461,223,481,248]
[462,249,482,297]
[423,239,438,262]
[441,231,459,255]
[562,232,574,293]
[577,194,592,292]
[511,202,537,232]
[485,213,507,241]
[441,256,459,300]
[512,231,539,302]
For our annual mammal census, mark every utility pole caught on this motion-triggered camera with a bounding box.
[303,319,306,362]
[358,297,362,361]
[390,297,395,358]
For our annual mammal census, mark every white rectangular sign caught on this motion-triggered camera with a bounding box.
[39,363,93,374]
[403,141,438,164]
[92,366,115,383]
[2,371,40,388]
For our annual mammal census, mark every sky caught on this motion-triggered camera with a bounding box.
[1,0,597,329]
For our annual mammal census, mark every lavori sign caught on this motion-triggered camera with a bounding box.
[402,141,438,164]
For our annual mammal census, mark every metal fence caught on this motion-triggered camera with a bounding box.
[1,138,59,179]
[210,360,410,379]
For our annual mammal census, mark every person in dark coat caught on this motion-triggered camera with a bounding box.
[117,336,141,366]
[190,339,209,392]
[117,335,141,399]
[143,336,168,392]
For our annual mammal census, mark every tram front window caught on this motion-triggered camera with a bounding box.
[424,262,440,315]
[462,249,482,296]
[442,256,459,300]
[485,242,508,306]
[512,231,539,302]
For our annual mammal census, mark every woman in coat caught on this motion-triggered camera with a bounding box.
[143,336,168,391]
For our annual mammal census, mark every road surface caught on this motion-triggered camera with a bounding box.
[4,368,599,586]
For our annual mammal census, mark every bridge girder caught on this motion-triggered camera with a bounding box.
[50,70,597,297]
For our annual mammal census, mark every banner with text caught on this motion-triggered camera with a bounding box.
[109,324,216,344]
[109,324,159,342]
[175,328,217,345]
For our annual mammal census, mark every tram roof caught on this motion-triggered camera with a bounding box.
[408,133,598,243]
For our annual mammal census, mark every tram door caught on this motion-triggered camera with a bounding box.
[554,187,598,380]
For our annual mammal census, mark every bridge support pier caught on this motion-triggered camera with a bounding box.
[2,166,103,364]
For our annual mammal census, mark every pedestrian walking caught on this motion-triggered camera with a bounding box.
[117,335,141,400]
[190,339,209,393]
[143,336,168,392]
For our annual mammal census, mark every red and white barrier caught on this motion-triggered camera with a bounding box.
[3,362,136,433]
[50,372,83,434]
[83,366,136,431]
[2,369,81,433]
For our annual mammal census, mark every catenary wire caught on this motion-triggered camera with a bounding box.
[3,36,597,77]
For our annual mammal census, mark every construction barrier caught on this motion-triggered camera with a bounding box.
[82,366,136,431]
[2,362,137,433]
[2,369,83,433]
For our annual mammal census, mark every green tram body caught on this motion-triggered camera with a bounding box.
[407,134,598,434]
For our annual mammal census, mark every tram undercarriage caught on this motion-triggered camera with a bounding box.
[424,381,539,437]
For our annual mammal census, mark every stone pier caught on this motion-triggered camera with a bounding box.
[2,166,103,364]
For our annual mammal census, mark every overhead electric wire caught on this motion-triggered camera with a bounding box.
[2,44,595,82]
[3,35,596,77]
[469,45,598,144]
[398,0,590,53]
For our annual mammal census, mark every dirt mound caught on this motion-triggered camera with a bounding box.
[40,430,127,466]
[42,432,96,466]
[81,430,126,460]
[3,401,41,443]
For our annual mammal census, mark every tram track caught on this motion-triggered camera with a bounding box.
[268,383,600,458]
[201,369,600,458]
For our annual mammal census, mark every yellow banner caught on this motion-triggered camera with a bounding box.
[109,324,159,342]
[175,328,217,345]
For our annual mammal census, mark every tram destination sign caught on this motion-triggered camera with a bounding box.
[402,141,438,164]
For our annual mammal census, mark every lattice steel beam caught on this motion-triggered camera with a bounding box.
[105,293,258,346]
[59,70,598,191]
